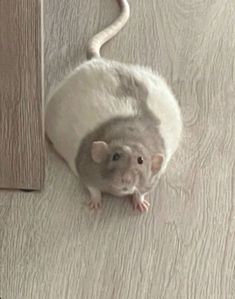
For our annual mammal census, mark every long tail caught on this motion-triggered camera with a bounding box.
[86,0,130,59]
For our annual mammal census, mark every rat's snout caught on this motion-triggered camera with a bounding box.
[121,173,132,185]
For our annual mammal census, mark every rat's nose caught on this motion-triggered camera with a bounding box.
[122,174,132,185]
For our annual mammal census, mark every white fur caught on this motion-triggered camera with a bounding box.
[145,72,182,168]
[46,59,138,174]
[87,0,130,59]
[46,59,182,174]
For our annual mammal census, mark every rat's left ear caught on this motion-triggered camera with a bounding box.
[91,141,109,163]
[151,154,164,173]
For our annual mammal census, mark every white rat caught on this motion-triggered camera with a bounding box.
[46,0,182,212]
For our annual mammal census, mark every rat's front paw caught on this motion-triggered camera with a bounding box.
[132,198,150,212]
[87,186,102,210]
[88,198,102,210]
[130,194,150,212]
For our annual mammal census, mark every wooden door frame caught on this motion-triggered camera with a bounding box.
[0,0,45,190]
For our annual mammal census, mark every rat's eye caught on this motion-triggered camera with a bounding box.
[112,153,121,161]
[137,156,144,164]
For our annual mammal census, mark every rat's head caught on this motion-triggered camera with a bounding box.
[91,140,164,196]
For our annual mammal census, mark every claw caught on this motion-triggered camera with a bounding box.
[86,187,102,211]
[130,195,150,213]
[88,199,102,210]
[137,199,150,212]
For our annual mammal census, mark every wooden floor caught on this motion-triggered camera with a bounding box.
[1,0,235,298]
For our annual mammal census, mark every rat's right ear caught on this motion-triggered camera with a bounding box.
[91,141,109,163]
[151,153,164,174]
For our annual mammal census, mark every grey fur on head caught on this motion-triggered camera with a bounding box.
[76,108,164,198]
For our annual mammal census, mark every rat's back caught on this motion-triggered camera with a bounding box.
[46,0,182,175]
[46,59,182,174]
[45,59,138,173]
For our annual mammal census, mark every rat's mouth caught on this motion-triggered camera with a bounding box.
[121,186,135,194]
[108,183,136,197]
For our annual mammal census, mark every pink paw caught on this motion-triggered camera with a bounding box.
[131,197,150,212]
[88,199,102,210]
